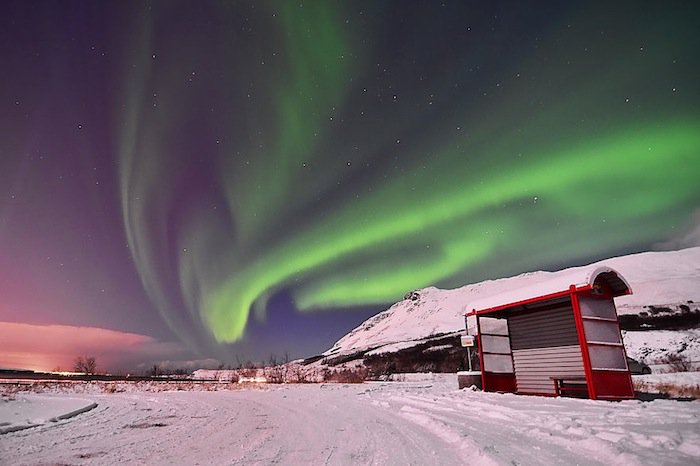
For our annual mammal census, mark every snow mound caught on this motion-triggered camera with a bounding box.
[325,247,700,357]
[623,328,700,368]
[0,395,97,434]
[632,372,700,391]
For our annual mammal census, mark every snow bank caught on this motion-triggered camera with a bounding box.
[632,372,700,398]
[192,369,238,381]
[0,394,96,434]
[633,372,700,388]
[623,328,700,370]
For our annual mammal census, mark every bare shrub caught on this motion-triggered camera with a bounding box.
[661,353,692,372]
[324,367,368,384]
[264,365,286,384]
[634,379,700,399]
[102,384,122,394]
[148,364,162,377]
[239,367,258,379]
[74,356,97,374]
[286,364,310,383]
[268,354,278,367]
[656,383,700,398]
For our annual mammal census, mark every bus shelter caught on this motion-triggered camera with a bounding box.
[465,267,634,400]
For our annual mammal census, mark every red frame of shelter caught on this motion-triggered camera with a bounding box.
[468,284,635,400]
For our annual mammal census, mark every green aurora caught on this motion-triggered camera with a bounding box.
[117,2,700,349]
[205,121,700,341]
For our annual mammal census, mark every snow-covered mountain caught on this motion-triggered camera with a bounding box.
[324,247,700,359]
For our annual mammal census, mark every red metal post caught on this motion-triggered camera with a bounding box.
[476,314,486,391]
[571,286,596,400]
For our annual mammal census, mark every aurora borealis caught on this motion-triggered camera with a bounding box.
[1,1,699,370]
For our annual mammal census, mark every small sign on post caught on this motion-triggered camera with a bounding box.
[461,335,475,347]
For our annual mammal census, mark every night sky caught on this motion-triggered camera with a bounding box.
[1,1,699,372]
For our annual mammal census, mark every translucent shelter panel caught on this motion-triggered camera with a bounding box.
[579,296,617,319]
[588,345,627,370]
[466,314,478,335]
[479,317,509,336]
[583,320,622,344]
[483,354,514,373]
[481,335,511,354]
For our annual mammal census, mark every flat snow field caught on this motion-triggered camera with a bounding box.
[2,376,699,465]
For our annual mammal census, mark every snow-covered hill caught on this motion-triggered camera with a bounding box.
[324,247,700,360]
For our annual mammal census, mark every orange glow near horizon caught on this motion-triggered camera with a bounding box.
[0,322,186,372]
[1,351,62,372]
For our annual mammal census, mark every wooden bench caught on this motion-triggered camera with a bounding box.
[551,376,588,398]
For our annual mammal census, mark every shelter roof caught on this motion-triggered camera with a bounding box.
[465,266,631,315]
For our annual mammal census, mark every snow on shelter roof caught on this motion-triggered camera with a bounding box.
[465,266,631,315]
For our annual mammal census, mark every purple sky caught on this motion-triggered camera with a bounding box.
[1,1,698,372]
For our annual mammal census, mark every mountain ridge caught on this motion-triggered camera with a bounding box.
[323,247,700,359]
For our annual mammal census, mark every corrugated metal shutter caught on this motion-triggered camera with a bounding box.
[509,307,584,395]
[509,307,578,350]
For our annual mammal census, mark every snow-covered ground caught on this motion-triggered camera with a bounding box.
[2,377,699,465]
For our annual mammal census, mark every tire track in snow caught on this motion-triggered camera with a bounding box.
[2,385,464,465]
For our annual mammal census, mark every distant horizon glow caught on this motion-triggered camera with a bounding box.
[0,322,196,373]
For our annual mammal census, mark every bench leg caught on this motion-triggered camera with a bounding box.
[553,380,561,396]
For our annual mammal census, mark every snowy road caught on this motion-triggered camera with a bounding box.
[2,377,699,465]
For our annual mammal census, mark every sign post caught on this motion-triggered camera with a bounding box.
[460,334,475,372]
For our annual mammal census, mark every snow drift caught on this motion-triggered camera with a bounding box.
[0,395,97,434]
